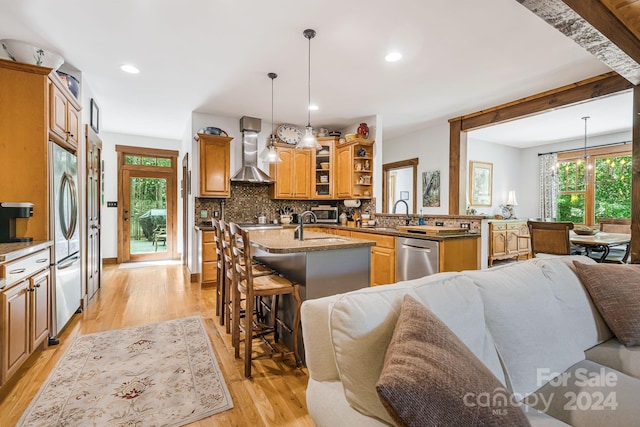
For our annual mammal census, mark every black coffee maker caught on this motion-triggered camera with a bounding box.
[0,202,34,243]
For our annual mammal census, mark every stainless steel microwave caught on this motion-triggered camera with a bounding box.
[311,206,339,223]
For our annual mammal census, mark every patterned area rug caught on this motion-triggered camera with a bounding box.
[18,316,234,426]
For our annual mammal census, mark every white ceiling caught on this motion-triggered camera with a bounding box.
[0,0,617,142]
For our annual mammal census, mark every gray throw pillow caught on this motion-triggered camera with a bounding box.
[573,261,640,346]
[376,295,530,427]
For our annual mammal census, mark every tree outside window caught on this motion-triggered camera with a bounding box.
[556,145,631,226]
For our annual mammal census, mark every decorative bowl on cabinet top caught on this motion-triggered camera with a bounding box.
[1,39,64,70]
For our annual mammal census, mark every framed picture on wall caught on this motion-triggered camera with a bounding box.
[90,98,100,133]
[469,161,493,206]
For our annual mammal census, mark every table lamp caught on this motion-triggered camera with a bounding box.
[506,190,518,218]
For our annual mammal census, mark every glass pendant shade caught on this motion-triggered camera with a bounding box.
[262,72,282,164]
[297,126,321,150]
[261,135,282,163]
[263,143,282,163]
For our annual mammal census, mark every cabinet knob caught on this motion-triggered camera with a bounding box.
[35,283,41,288]
[27,288,35,292]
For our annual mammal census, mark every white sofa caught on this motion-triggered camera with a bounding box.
[301,256,640,426]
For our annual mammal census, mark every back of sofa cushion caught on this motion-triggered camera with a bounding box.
[465,261,585,398]
[530,256,613,350]
[329,273,504,424]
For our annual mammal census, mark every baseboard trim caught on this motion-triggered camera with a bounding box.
[103,257,118,265]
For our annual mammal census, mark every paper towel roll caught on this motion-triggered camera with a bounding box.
[344,199,361,208]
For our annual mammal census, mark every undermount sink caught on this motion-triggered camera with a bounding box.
[371,227,399,232]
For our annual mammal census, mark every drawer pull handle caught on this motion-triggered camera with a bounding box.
[9,268,26,274]
[36,258,48,263]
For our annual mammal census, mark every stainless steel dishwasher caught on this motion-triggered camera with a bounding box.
[396,237,439,281]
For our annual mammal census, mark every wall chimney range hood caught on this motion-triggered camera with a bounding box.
[231,116,274,183]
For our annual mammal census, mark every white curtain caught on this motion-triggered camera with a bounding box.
[539,153,558,220]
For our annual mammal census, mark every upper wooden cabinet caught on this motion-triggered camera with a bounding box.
[48,73,81,151]
[313,137,336,199]
[270,145,311,199]
[0,60,56,241]
[336,139,374,199]
[198,133,232,198]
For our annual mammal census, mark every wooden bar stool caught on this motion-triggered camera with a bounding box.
[211,219,225,323]
[220,220,273,335]
[228,222,302,378]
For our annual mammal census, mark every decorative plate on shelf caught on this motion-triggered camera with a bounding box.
[277,124,303,145]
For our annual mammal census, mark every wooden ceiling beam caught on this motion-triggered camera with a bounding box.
[562,0,640,66]
[449,72,632,132]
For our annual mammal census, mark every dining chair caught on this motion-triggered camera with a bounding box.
[592,218,631,263]
[228,222,302,378]
[527,221,575,256]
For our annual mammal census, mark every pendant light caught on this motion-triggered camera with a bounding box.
[261,72,282,163]
[296,28,321,150]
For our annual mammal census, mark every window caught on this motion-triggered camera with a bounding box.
[124,155,171,167]
[557,145,631,225]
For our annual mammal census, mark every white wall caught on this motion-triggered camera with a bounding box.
[100,132,182,258]
[384,122,450,214]
[467,138,522,217]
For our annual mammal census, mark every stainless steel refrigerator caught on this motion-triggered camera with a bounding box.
[49,141,81,342]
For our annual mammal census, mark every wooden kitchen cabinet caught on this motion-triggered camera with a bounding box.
[488,220,530,267]
[49,74,81,151]
[1,247,51,387]
[336,139,374,199]
[201,230,217,287]
[439,237,480,272]
[198,134,232,198]
[0,60,69,242]
[352,231,396,286]
[270,145,311,199]
[313,137,337,199]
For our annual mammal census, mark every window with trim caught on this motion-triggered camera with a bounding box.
[557,144,631,226]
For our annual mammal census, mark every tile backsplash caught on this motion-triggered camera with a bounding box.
[195,183,481,232]
[195,183,375,224]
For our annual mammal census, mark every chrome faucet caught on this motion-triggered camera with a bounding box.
[393,200,411,226]
[294,210,317,241]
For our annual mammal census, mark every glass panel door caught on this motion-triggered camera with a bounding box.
[122,170,174,261]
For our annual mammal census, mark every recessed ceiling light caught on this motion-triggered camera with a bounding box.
[385,52,402,62]
[120,64,140,74]
[308,104,319,111]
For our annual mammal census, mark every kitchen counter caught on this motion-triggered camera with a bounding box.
[248,228,375,254]
[195,222,480,241]
[0,240,52,290]
[0,240,53,263]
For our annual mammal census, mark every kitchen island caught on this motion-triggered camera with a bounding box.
[246,228,376,361]
[248,228,376,300]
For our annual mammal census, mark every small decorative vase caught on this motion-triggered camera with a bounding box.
[357,123,369,138]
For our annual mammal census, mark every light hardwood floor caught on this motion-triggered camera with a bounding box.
[0,264,315,426]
